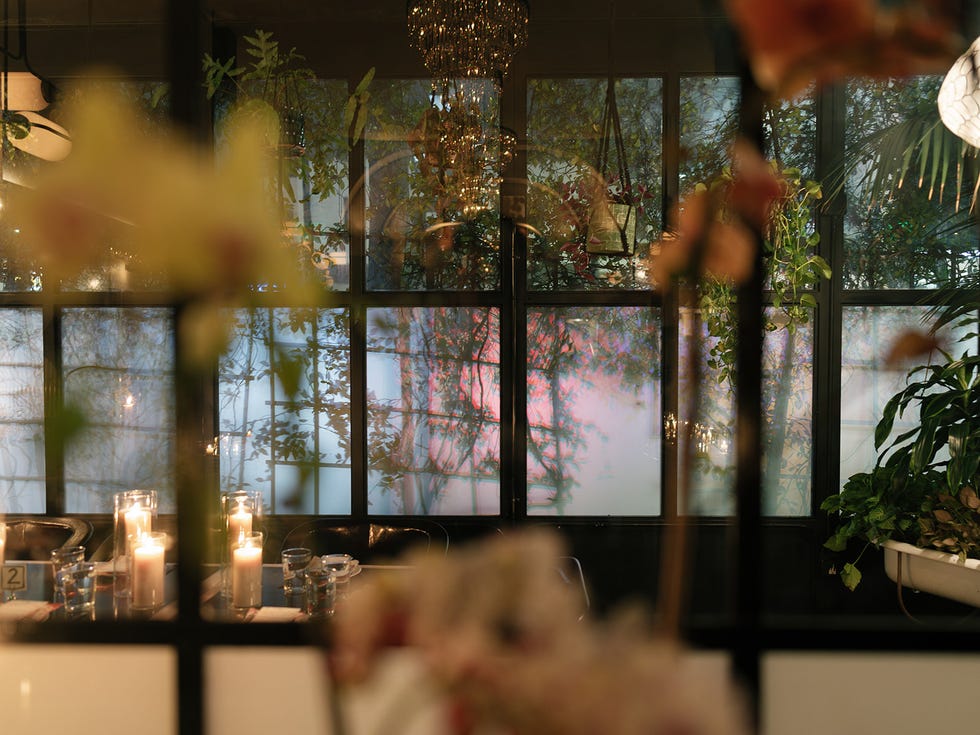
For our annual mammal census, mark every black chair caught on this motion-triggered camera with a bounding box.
[2,516,93,561]
[280,519,449,563]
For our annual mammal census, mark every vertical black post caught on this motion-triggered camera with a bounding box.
[166,4,208,735]
[734,69,766,728]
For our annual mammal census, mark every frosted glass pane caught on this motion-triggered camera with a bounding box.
[367,307,500,515]
[839,306,973,488]
[218,308,351,515]
[527,306,662,516]
[680,308,813,516]
[0,308,44,513]
[62,308,175,513]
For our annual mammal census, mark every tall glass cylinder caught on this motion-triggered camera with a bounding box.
[113,489,158,598]
[230,531,263,610]
[219,490,262,596]
[131,531,167,612]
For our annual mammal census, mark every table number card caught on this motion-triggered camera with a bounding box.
[1,563,27,591]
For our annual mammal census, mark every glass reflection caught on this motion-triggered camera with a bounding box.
[844,77,980,289]
[0,309,44,513]
[62,308,175,512]
[365,80,501,291]
[527,307,661,516]
[679,308,813,516]
[218,308,351,514]
[526,78,663,291]
[367,307,500,514]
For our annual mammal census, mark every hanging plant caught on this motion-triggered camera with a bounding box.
[699,163,830,391]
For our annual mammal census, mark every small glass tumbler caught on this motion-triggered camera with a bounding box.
[231,531,263,610]
[281,547,312,595]
[321,553,360,599]
[57,561,97,618]
[305,569,336,620]
[51,545,86,604]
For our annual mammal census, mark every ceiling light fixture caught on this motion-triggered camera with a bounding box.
[406,0,529,91]
[937,35,980,148]
[0,0,71,162]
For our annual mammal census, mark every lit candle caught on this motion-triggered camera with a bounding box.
[124,505,152,542]
[227,505,252,547]
[132,533,165,610]
[231,538,262,609]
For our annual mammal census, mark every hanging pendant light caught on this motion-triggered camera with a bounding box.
[0,0,71,163]
[937,35,980,148]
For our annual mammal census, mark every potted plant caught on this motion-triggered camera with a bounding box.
[822,328,980,604]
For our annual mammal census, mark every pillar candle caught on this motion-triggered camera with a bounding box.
[231,544,262,608]
[132,535,165,609]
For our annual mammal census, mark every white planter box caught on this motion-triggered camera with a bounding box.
[882,540,980,608]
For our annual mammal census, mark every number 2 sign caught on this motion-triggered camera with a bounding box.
[1,564,27,591]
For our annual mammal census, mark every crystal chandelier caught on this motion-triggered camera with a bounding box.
[406,0,529,90]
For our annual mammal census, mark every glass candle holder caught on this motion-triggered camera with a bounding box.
[220,490,262,597]
[130,531,167,612]
[231,531,263,610]
[113,489,158,598]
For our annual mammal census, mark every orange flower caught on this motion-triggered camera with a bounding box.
[652,140,784,289]
[725,0,961,97]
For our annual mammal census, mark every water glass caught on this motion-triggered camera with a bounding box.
[57,562,97,617]
[305,569,336,620]
[321,553,360,599]
[281,547,312,594]
[51,545,86,604]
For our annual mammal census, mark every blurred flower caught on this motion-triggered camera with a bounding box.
[884,328,945,368]
[330,529,749,735]
[725,0,962,97]
[652,140,784,290]
[9,78,321,364]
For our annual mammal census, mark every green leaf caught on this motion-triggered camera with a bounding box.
[823,532,848,552]
[354,67,375,95]
[840,562,863,591]
[875,393,903,450]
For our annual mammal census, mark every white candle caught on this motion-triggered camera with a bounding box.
[124,506,152,542]
[227,508,252,547]
[231,544,262,608]
[132,536,165,609]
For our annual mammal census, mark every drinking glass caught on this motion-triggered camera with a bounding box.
[51,545,86,604]
[57,561,97,618]
[281,547,312,594]
[305,569,336,620]
[321,553,360,599]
